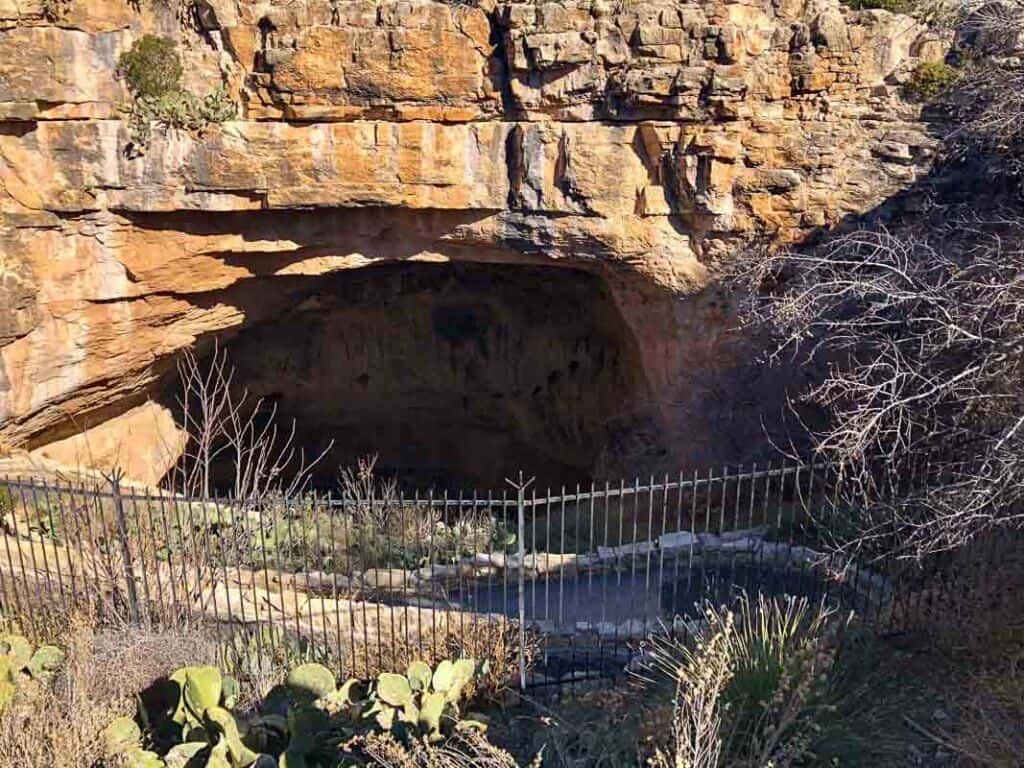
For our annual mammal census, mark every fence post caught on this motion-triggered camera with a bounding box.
[507,472,534,691]
[109,469,141,626]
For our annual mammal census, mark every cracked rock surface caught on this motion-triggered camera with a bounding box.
[0,0,945,485]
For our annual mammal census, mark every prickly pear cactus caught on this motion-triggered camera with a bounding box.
[376,673,412,707]
[0,633,65,712]
[28,645,64,680]
[101,657,482,768]
[102,716,143,753]
[285,663,336,701]
[360,658,480,742]
[171,665,223,726]
[102,717,165,768]
[220,675,240,709]
[406,661,432,692]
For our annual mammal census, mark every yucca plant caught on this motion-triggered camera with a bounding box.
[720,594,840,765]
[643,593,848,768]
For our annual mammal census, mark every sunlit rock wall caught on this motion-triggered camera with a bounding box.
[0,0,945,484]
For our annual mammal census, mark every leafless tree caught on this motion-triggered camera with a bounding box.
[942,1,1024,179]
[168,341,332,501]
[736,209,1024,558]
[730,0,1024,559]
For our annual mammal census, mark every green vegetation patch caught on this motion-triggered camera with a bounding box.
[844,0,913,12]
[116,35,236,157]
[906,60,960,99]
[118,35,184,100]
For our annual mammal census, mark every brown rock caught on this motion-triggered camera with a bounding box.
[0,0,947,484]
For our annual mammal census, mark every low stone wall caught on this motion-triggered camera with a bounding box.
[0,513,893,646]
[336,526,895,639]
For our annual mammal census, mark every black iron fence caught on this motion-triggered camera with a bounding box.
[0,461,980,689]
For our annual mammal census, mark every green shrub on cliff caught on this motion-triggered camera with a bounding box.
[118,35,184,100]
[906,60,959,99]
[116,35,236,157]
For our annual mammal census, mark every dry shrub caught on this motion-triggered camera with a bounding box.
[0,608,222,767]
[436,617,537,701]
[85,621,220,705]
[0,612,116,768]
[736,213,1024,559]
[353,616,538,702]
[353,730,522,768]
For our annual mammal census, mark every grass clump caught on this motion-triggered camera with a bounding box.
[906,60,959,99]
[116,34,236,157]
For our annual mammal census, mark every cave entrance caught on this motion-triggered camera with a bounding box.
[199,261,648,491]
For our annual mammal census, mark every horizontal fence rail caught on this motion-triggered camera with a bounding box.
[0,461,977,690]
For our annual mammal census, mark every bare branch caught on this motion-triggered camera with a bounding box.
[167,341,331,501]
[736,210,1024,558]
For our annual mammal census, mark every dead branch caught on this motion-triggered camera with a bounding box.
[168,341,332,502]
[736,210,1024,558]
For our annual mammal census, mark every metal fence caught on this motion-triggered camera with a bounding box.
[0,461,986,689]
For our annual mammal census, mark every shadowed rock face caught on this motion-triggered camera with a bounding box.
[198,261,648,489]
[0,0,947,485]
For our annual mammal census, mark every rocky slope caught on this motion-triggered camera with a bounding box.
[0,0,944,486]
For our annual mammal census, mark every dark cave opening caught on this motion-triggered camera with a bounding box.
[173,260,649,492]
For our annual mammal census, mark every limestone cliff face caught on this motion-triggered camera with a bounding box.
[0,0,944,485]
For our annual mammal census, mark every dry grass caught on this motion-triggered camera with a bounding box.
[353,730,522,768]
[0,612,115,768]
[0,609,221,768]
[932,550,1024,767]
[86,621,220,705]
[435,617,537,702]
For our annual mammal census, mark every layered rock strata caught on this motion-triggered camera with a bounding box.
[0,0,944,485]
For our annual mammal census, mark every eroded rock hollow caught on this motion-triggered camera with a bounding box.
[0,0,945,487]
[207,260,647,489]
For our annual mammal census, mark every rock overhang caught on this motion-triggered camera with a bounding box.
[0,0,948,484]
